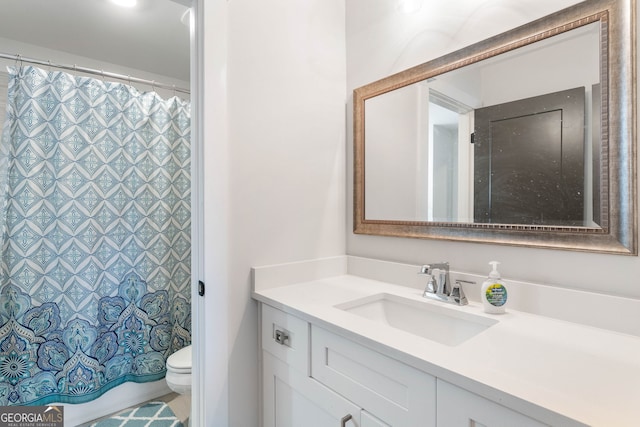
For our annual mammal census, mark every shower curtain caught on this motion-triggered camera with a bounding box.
[0,66,191,405]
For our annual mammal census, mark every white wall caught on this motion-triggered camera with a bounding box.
[207,0,347,426]
[346,0,640,300]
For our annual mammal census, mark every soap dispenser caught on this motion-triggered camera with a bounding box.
[481,261,508,314]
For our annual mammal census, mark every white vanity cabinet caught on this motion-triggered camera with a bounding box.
[260,303,558,427]
[261,303,435,427]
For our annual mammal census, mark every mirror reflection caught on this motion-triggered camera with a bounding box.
[364,22,600,227]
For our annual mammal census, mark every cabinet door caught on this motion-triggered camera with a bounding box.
[263,351,361,427]
[437,380,548,427]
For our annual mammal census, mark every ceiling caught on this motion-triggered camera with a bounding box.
[0,0,191,82]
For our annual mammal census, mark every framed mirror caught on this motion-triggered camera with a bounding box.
[353,0,637,255]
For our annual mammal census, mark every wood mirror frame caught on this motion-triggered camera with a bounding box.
[353,0,637,255]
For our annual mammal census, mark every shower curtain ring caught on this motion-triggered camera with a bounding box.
[15,54,25,76]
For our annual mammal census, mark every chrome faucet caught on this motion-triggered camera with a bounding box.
[419,262,469,306]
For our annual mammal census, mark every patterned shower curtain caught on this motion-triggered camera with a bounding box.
[0,66,191,405]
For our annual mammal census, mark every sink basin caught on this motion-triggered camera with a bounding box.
[335,293,498,346]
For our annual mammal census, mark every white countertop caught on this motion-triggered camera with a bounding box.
[253,273,640,427]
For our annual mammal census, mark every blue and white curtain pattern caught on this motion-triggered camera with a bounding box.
[0,66,191,405]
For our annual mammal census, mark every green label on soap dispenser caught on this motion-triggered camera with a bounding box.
[486,283,507,307]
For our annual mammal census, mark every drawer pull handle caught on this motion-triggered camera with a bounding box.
[274,329,289,346]
[340,414,352,426]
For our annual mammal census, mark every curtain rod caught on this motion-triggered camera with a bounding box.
[0,52,190,95]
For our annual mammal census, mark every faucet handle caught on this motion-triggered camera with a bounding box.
[419,265,438,296]
[451,279,475,305]
[424,275,437,294]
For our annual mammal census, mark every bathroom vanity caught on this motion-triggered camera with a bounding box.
[253,257,640,427]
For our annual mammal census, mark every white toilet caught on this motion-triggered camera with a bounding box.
[166,345,192,395]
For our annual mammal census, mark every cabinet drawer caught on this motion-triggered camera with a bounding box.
[437,379,548,427]
[311,326,436,427]
[261,304,309,373]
